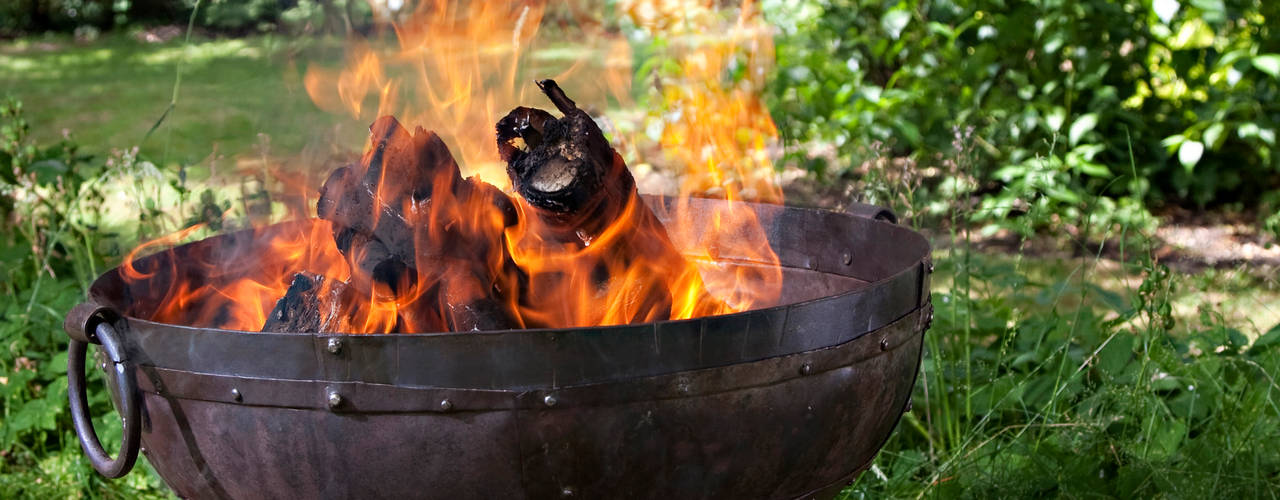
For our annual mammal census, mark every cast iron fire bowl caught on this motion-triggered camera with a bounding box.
[63,196,932,500]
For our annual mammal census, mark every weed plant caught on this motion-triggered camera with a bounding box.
[0,98,169,497]
[842,133,1280,498]
[1,28,1278,498]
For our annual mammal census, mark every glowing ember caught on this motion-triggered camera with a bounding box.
[122,0,784,333]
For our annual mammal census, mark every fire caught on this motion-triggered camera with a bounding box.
[122,0,784,333]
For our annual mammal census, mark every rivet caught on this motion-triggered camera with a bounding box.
[800,363,813,375]
[231,388,243,402]
[561,486,575,497]
[879,338,889,351]
[327,391,343,409]
[543,394,558,407]
[842,252,852,265]
[439,398,453,411]
[927,259,935,273]
[326,337,343,355]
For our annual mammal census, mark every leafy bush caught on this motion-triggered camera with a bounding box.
[845,204,1280,497]
[197,0,282,33]
[766,0,1280,227]
[0,97,166,497]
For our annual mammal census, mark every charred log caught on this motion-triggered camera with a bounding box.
[317,116,521,332]
[496,80,723,325]
[261,272,350,333]
[497,80,631,236]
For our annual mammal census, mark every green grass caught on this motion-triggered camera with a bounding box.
[0,34,355,167]
[2,34,1279,499]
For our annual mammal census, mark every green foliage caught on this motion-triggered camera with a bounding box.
[0,0,374,36]
[197,0,282,33]
[841,161,1280,497]
[0,97,167,498]
[767,0,1280,225]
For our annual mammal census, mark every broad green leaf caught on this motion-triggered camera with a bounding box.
[29,159,67,186]
[894,120,922,147]
[1251,323,1280,353]
[881,9,911,40]
[1253,54,1280,79]
[1169,18,1215,50]
[1190,0,1226,23]
[1068,113,1098,146]
[1178,140,1204,172]
[1161,134,1186,152]
[1150,419,1187,460]
[1096,333,1135,378]
[1203,122,1226,149]
[1152,0,1179,24]
[1046,107,1066,132]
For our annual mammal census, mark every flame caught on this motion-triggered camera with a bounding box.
[122,0,784,333]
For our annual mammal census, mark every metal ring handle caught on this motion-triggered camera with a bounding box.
[67,318,141,478]
[844,202,898,224]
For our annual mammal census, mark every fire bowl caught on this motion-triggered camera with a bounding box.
[63,196,932,500]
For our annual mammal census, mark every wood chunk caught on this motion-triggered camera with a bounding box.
[316,116,521,332]
[496,80,724,326]
[497,80,630,236]
[261,272,350,333]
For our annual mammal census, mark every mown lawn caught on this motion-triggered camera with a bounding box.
[2,34,1279,499]
[0,34,353,166]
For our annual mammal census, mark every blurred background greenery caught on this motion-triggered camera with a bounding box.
[1,0,1278,498]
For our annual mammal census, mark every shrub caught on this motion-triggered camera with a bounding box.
[766,0,1280,225]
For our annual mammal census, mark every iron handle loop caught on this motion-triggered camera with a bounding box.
[67,319,141,478]
[843,202,898,224]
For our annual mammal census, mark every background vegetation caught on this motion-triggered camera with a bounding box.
[2,0,1278,498]
[767,0,1280,236]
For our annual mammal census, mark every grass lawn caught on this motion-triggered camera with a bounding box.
[2,34,1279,498]
[0,34,354,167]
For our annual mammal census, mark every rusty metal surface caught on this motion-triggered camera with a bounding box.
[87,197,930,391]
[132,306,927,499]
[67,198,933,498]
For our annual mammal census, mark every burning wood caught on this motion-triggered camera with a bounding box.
[251,80,725,333]
[496,80,724,326]
[261,272,350,333]
[315,116,522,332]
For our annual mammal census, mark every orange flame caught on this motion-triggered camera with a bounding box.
[122,0,784,333]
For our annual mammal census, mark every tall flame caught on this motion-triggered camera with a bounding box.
[122,0,784,332]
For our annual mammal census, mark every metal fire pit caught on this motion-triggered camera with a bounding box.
[64,196,932,500]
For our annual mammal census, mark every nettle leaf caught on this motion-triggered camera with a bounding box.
[1253,54,1280,79]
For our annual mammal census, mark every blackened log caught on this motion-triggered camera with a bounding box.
[497,80,630,236]
[316,116,521,332]
[261,272,350,333]
[496,80,723,325]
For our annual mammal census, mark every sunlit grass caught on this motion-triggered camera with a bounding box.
[0,34,354,167]
[2,30,1277,500]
